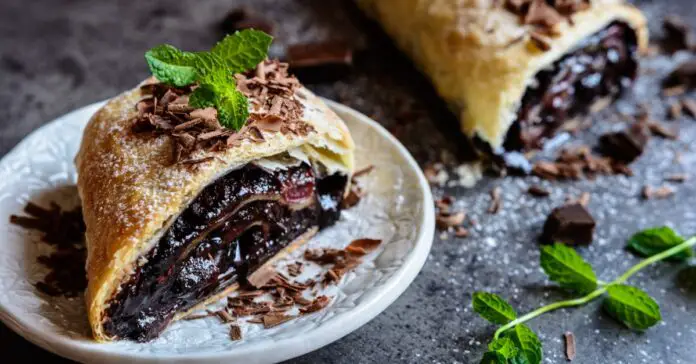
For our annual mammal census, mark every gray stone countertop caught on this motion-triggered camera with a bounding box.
[1,0,694,363]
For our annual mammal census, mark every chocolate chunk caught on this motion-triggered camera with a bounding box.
[287,41,354,83]
[229,325,242,341]
[541,203,595,245]
[598,123,649,163]
[662,16,694,53]
[220,8,274,35]
[664,59,696,89]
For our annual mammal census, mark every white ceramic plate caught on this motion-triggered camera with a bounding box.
[0,99,434,363]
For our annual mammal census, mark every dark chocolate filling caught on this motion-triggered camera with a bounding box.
[102,163,347,341]
[503,21,639,151]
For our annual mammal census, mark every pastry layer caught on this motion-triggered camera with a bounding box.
[102,163,346,341]
[356,0,648,150]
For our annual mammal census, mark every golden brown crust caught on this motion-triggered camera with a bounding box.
[76,83,354,342]
[357,0,648,148]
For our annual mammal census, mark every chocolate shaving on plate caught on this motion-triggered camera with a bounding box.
[262,313,296,329]
[286,262,304,277]
[229,325,243,341]
[10,201,87,297]
[299,295,332,314]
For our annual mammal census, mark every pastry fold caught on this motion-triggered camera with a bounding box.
[357,0,647,152]
[76,64,354,341]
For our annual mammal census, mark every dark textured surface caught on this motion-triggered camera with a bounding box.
[1,1,695,363]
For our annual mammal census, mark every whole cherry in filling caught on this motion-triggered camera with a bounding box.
[102,163,347,341]
[504,21,639,151]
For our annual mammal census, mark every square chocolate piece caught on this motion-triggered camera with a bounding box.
[541,203,595,245]
[599,123,648,163]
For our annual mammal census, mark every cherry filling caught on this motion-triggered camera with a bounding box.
[503,21,638,151]
[102,163,347,341]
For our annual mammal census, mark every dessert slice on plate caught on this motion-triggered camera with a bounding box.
[357,0,647,156]
[75,30,354,342]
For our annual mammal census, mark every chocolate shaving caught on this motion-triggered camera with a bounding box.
[353,165,375,178]
[530,32,552,51]
[564,331,577,361]
[345,238,382,256]
[487,187,502,214]
[665,174,688,183]
[642,185,674,200]
[262,313,296,328]
[341,184,364,209]
[647,121,678,140]
[527,185,550,197]
[286,262,304,277]
[668,101,683,119]
[183,312,212,321]
[533,145,632,181]
[436,211,466,230]
[681,98,696,118]
[454,226,470,238]
[10,202,86,297]
[299,295,331,314]
[663,85,687,98]
[229,325,243,341]
[213,309,236,323]
[132,60,308,164]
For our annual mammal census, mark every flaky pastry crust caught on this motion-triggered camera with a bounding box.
[357,0,647,149]
[76,82,354,341]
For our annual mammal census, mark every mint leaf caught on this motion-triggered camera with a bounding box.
[212,29,273,73]
[480,351,507,364]
[216,89,250,130]
[603,284,661,330]
[627,226,691,261]
[145,45,198,87]
[472,292,517,325]
[502,325,542,364]
[488,337,519,359]
[540,243,597,294]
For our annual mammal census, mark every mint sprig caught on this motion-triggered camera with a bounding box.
[144,29,272,130]
[473,227,696,364]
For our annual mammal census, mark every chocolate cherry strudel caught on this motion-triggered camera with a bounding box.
[76,59,354,341]
[357,0,647,154]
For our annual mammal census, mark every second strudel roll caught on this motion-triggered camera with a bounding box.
[357,0,647,153]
